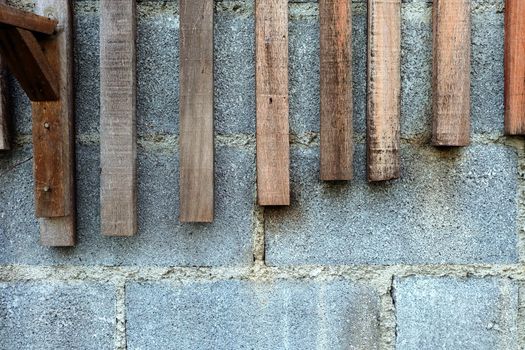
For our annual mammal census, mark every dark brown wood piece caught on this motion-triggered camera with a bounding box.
[179,0,214,222]
[320,0,353,181]
[0,27,59,101]
[504,0,525,135]
[100,0,137,235]
[256,0,290,206]
[432,0,471,146]
[0,3,57,35]
[0,0,9,151]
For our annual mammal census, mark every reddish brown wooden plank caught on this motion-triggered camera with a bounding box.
[0,3,57,35]
[100,0,137,235]
[432,0,471,146]
[256,0,290,206]
[0,27,59,101]
[179,0,214,222]
[319,0,353,181]
[504,0,525,135]
[33,0,75,246]
[367,0,401,182]
[0,0,9,151]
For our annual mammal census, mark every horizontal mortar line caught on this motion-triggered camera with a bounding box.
[1,264,524,284]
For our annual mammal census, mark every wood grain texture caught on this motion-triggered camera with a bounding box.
[100,0,137,235]
[504,0,525,135]
[0,3,57,34]
[0,27,59,101]
[0,0,9,151]
[367,0,401,182]
[432,0,471,146]
[319,0,352,181]
[34,0,75,246]
[256,0,290,206]
[179,0,214,222]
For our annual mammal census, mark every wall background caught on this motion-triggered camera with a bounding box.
[0,0,523,349]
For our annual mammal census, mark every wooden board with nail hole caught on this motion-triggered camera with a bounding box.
[320,0,353,181]
[256,0,290,206]
[432,0,471,146]
[367,0,401,182]
[33,0,75,246]
[179,0,214,222]
[0,3,57,34]
[504,0,525,135]
[100,0,137,235]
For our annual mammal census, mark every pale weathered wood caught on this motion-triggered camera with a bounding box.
[34,0,75,246]
[179,0,214,222]
[504,0,525,135]
[0,27,59,101]
[0,3,57,34]
[432,0,471,146]
[256,0,290,206]
[0,0,9,151]
[367,0,401,182]
[100,0,137,235]
[320,0,352,181]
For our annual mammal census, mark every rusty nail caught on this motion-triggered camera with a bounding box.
[43,186,50,192]
[44,122,50,129]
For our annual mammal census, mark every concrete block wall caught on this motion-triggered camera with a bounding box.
[0,0,523,349]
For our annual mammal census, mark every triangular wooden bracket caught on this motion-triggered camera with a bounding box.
[0,2,75,247]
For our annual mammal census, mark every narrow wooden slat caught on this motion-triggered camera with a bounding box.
[34,0,75,246]
[256,0,290,206]
[367,0,401,182]
[319,0,352,181]
[0,27,59,101]
[432,0,471,146]
[0,0,9,151]
[504,0,525,135]
[100,0,137,235]
[0,3,57,35]
[179,0,214,222]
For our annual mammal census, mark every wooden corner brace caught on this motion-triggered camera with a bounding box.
[0,1,75,247]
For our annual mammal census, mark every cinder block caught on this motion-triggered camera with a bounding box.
[126,279,380,349]
[394,277,518,350]
[266,144,518,265]
[0,282,115,350]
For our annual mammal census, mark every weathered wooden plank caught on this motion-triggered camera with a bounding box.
[319,0,353,181]
[179,0,214,222]
[33,0,75,246]
[367,0,401,182]
[432,0,471,146]
[0,0,9,151]
[504,0,525,135]
[100,0,137,235]
[256,0,290,206]
[0,27,59,101]
[0,3,57,35]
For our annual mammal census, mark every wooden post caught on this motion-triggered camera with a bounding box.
[432,0,471,146]
[34,0,75,246]
[367,0,401,182]
[100,0,137,235]
[504,0,525,135]
[320,0,353,181]
[0,0,9,151]
[256,0,290,206]
[179,0,214,222]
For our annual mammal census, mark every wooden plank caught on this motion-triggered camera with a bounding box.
[33,0,75,246]
[0,27,59,101]
[0,0,9,151]
[0,3,57,35]
[179,0,214,223]
[256,0,290,206]
[504,0,525,135]
[100,0,137,235]
[432,0,471,146]
[367,0,401,182]
[319,0,352,181]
